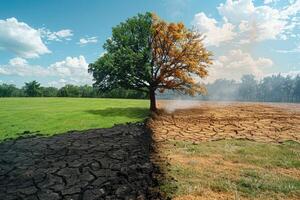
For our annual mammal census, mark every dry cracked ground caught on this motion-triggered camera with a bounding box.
[149,101,300,143]
[0,123,163,200]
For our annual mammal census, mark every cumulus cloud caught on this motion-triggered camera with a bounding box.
[49,55,93,85]
[205,49,273,82]
[0,57,50,77]
[0,67,9,75]
[0,55,93,87]
[0,18,51,58]
[77,36,98,46]
[40,28,73,41]
[281,0,300,17]
[193,13,236,46]
[218,0,293,42]
[193,0,300,46]
[48,79,68,88]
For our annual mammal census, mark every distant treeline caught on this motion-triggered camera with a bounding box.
[0,81,147,99]
[1,74,300,102]
[159,74,300,103]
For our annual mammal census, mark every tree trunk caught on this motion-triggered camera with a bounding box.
[149,88,157,112]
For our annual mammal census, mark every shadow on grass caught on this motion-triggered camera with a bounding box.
[85,107,149,118]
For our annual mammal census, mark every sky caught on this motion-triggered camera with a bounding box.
[0,0,299,87]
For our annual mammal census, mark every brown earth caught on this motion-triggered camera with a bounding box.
[149,101,300,144]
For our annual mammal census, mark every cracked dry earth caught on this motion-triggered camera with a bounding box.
[149,102,300,143]
[0,123,162,200]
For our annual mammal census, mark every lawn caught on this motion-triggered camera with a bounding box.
[159,140,300,200]
[0,97,149,140]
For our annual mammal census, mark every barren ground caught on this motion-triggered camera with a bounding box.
[150,101,300,143]
[149,101,300,200]
[0,124,162,200]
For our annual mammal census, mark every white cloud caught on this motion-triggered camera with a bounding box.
[0,57,50,76]
[0,55,93,86]
[193,0,300,46]
[217,0,290,42]
[0,18,51,58]
[40,28,73,41]
[206,49,273,82]
[193,13,236,46]
[0,67,9,75]
[78,36,98,46]
[9,57,28,66]
[48,79,68,88]
[281,0,300,17]
[49,55,93,85]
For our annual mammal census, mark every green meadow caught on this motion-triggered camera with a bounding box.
[0,98,149,140]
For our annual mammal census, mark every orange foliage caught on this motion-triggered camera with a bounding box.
[151,13,213,96]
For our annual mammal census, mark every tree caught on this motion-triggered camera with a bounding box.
[89,12,212,111]
[24,81,41,97]
[41,87,58,97]
[238,75,257,101]
[207,79,238,101]
[57,85,80,97]
[0,84,19,97]
[80,85,96,97]
[294,75,300,102]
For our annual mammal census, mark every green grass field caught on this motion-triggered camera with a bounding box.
[0,98,149,140]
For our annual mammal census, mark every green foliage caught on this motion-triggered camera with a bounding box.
[23,80,41,97]
[0,98,149,140]
[40,87,58,97]
[57,84,81,97]
[0,81,147,99]
[89,12,152,93]
[0,84,24,97]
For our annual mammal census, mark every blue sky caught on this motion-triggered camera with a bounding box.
[0,0,299,87]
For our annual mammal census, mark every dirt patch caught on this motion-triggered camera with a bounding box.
[0,123,164,200]
[149,102,300,144]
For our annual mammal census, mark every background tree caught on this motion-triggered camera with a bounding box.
[79,85,96,97]
[294,75,300,101]
[57,85,80,97]
[238,75,257,101]
[89,12,212,111]
[24,81,41,97]
[0,84,21,97]
[206,79,238,101]
[41,87,58,97]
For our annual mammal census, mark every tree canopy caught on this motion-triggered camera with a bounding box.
[89,12,212,111]
[24,81,41,97]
